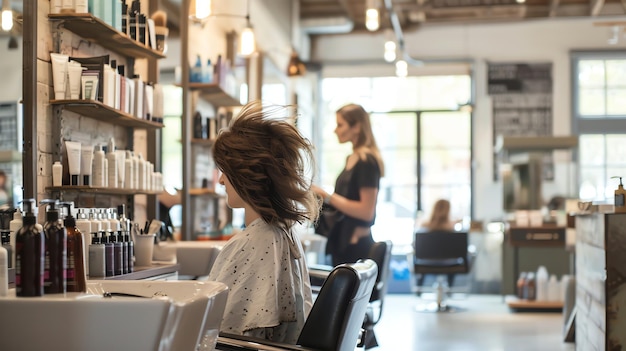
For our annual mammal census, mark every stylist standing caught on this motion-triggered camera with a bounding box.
[313,103,384,266]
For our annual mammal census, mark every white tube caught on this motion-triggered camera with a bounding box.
[65,140,82,186]
[51,53,69,100]
[115,150,126,188]
[67,61,85,100]
[81,75,99,100]
[80,144,94,186]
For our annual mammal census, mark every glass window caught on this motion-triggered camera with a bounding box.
[573,52,626,203]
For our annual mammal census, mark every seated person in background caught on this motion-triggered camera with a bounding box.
[417,199,457,289]
[207,101,319,344]
[420,199,456,231]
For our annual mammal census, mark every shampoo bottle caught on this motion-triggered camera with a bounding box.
[104,232,114,277]
[1,230,12,269]
[15,199,45,297]
[0,245,7,297]
[75,208,91,277]
[88,232,105,277]
[93,145,106,187]
[60,202,86,293]
[106,138,118,189]
[41,199,67,294]
[118,204,134,273]
[9,206,23,268]
[612,176,626,213]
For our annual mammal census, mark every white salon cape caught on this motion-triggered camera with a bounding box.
[207,218,313,343]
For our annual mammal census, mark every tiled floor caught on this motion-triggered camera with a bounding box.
[371,293,576,351]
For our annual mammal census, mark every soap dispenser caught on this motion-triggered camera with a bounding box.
[612,176,626,213]
[60,202,86,293]
[15,199,45,297]
[41,199,67,294]
[9,207,22,268]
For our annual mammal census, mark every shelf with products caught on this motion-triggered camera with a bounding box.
[48,13,165,60]
[185,83,242,108]
[47,186,163,196]
[50,100,164,129]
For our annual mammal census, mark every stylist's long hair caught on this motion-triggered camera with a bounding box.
[337,104,385,176]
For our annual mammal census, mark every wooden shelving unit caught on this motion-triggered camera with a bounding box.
[187,83,242,107]
[50,100,164,129]
[505,295,563,311]
[47,186,163,196]
[189,188,222,197]
[48,13,165,60]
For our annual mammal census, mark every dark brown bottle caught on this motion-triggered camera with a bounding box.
[60,202,86,293]
[15,199,45,297]
[525,272,536,301]
[516,272,527,299]
[41,199,67,294]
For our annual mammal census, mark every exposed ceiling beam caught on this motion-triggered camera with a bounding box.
[590,0,605,16]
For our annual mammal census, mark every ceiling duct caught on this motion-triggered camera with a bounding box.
[300,16,354,34]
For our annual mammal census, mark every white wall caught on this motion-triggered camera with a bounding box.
[312,17,624,222]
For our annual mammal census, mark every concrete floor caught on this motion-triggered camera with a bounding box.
[371,293,576,351]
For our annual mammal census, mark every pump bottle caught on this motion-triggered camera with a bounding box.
[15,199,45,297]
[118,204,133,273]
[9,207,22,268]
[41,199,67,294]
[612,176,626,213]
[89,232,105,277]
[60,202,86,293]
[75,208,91,277]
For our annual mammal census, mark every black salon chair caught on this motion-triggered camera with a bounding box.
[413,230,471,312]
[215,259,378,351]
[361,240,392,349]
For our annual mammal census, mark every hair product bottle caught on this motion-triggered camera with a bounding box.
[612,176,626,213]
[118,204,133,273]
[88,232,105,277]
[9,207,22,269]
[60,202,86,293]
[75,208,91,277]
[41,199,67,294]
[1,230,12,269]
[15,199,45,297]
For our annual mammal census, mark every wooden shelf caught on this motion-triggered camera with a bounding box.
[47,186,162,196]
[48,13,165,60]
[191,138,215,146]
[186,83,241,107]
[189,188,222,197]
[50,100,164,129]
[505,295,563,310]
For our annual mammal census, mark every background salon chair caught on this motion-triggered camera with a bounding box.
[413,230,472,312]
[216,259,378,351]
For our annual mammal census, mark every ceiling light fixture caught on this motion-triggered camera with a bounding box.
[287,50,306,77]
[395,60,408,77]
[1,0,12,32]
[196,0,212,19]
[384,40,396,62]
[365,0,380,31]
[189,0,255,57]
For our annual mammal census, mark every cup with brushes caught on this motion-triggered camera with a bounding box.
[152,10,169,54]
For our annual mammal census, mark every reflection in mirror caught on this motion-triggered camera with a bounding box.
[0,31,23,210]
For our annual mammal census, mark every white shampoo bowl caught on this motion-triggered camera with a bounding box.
[0,280,228,351]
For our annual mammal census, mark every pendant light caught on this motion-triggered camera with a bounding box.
[239,0,255,56]
[189,0,211,21]
[365,0,380,32]
[287,51,306,77]
[1,0,12,32]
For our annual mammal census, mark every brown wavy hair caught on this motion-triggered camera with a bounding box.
[212,101,320,230]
